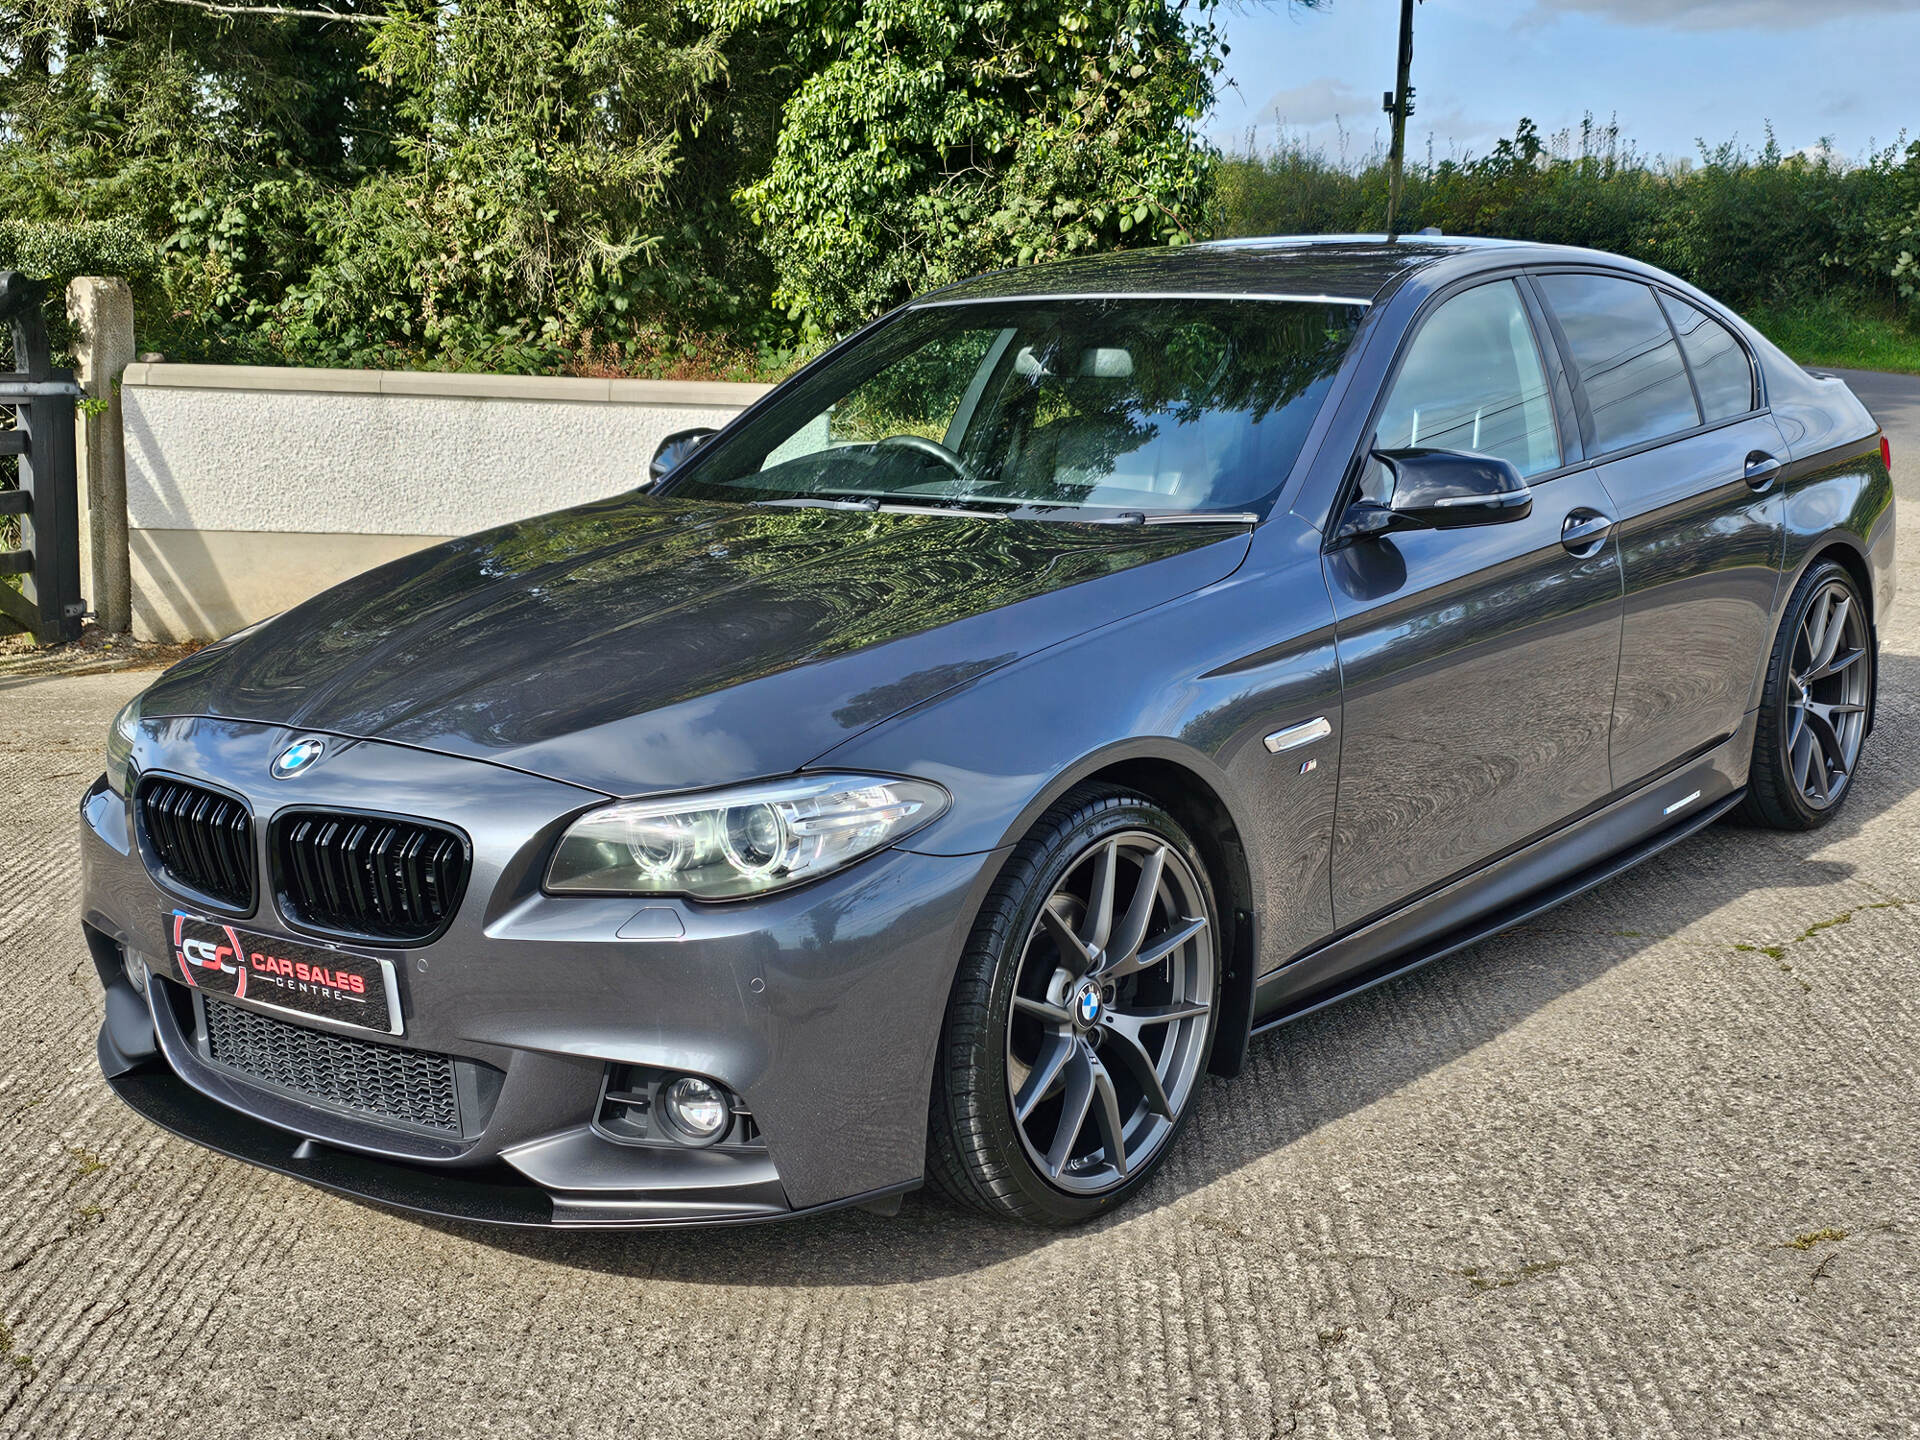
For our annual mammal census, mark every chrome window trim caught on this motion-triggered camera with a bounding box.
[909,292,1374,309]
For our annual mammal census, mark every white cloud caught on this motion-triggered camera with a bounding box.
[1530,0,1914,28]
[1257,77,1377,123]
[1213,74,1493,162]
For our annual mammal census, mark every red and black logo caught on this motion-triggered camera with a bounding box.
[169,912,378,1018]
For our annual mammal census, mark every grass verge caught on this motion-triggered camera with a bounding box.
[1747,295,1920,376]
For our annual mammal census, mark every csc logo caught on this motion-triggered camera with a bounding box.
[179,937,238,975]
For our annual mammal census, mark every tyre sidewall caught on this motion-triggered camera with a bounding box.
[1760,561,1872,827]
[956,793,1221,1225]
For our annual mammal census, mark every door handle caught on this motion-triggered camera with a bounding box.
[1744,451,1783,491]
[1560,509,1615,556]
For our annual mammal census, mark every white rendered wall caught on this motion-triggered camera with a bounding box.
[120,364,769,639]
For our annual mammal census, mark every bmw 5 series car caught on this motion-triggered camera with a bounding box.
[83,235,1893,1227]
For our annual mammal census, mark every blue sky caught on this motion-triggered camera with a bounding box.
[1209,0,1920,165]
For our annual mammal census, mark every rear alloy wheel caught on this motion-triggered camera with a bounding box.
[928,788,1219,1225]
[1740,560,1873,829]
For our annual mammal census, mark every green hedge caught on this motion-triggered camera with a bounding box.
[0,218,161,362]
[8,111,1918,374]
[1218,121,1920,325]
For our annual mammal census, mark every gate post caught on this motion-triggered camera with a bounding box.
[0,271,86,644]
[69,276,135,633]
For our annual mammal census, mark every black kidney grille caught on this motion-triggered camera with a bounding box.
[275,813,467,942]
[203,997,460,1134]
[139,778,255,911]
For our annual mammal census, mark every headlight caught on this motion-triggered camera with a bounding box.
[546,773,949,900]
[105,692,144,796]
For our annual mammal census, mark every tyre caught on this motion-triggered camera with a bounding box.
[1738,559,1874,830]
[927,785,1220,1225]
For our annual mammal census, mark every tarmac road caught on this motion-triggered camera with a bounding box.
[1,370,1916,1439]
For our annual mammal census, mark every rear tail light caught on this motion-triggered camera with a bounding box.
[1882,434,1893,476]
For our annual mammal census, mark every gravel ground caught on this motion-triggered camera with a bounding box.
[0,626,201,682]
[1,372,1916,1439]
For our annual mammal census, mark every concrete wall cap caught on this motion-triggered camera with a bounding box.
[121,361,775,407]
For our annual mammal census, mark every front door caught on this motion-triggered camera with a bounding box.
[1325,279,1625,927]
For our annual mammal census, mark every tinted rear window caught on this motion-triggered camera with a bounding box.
[1661,294,1755,422]
[1538,273,1700,453]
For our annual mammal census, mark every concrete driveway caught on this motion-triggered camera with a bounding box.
[3,373,1917,1439]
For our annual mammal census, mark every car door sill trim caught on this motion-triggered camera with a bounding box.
[1319,728,1733,954]
[1252,790,1742,1034]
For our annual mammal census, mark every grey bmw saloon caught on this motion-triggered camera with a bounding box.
[83,236,1894,1227]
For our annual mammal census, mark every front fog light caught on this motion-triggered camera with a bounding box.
[660,1076,730,1144]
[594,1065,762,1149]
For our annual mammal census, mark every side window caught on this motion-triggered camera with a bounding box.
[1660,294,1755,422]
[762,327,1004,469]
[1370,280,1562,496]
[1536,273,1700,453]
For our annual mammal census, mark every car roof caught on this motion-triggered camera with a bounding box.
[920,234,1634,309]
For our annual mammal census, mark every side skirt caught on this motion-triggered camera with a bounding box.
[1252,727,1754,1031]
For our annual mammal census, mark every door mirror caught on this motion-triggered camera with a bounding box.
[648,426,718,483]
[1336,448,1533,541]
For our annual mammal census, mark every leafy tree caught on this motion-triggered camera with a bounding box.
[698,0,1229,336]
[276,0,741,369]
[2,0,1248,366]
[1,0,391,355]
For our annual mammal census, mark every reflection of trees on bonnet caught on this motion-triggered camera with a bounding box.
[358,500,1229,747]
[192,490,1240,751]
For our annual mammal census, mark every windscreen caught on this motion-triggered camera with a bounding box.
[665,298,1363,519]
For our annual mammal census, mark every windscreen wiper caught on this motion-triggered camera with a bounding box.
[1006,506,1262,527]
[754,495,883,512]
[1132,511,1261,526]
[756,493,1016,519]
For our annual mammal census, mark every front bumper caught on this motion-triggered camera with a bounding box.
[101,1041,912,1227]
[83,717,990,1226]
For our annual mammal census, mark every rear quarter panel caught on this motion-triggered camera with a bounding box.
[1762,351,1895,637]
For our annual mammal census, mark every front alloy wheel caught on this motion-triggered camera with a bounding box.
[929,787,1220,1224]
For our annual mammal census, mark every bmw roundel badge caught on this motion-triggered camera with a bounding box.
[271,737,326,780]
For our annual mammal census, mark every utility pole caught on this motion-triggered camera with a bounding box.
[1383,0,1418,241]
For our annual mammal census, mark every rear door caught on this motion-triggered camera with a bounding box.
[1531,273,1787,788]
[1324,278,1625,927]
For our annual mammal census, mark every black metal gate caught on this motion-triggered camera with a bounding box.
[0,271,84,644]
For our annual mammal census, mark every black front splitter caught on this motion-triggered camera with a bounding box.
[101,1034,915,1229]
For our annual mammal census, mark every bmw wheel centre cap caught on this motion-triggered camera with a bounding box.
[272,737,326,780]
